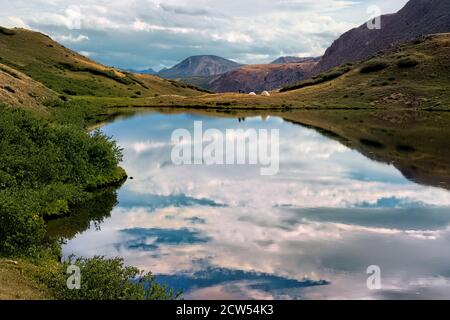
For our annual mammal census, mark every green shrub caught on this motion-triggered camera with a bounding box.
[48,256,179,300]
[63,88,77,96]
[397,57,419,68]
[360,60,389,73]
[0,191,47,256]
[0,106,122,190]
[0,105,124,254]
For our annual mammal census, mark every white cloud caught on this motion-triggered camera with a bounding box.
[53,34,89,42]
[79,50,92,57]
[0,0,409,70]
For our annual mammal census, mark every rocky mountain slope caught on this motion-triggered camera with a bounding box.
[313,0,450,74]
[208,60,318,93]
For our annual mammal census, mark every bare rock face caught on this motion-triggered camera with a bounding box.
[313,0,450,74]
[208,60,318,93]
[157,55,242,79]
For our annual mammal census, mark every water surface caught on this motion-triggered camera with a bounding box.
[61,112,450,299]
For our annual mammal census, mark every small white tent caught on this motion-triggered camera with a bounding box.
[261,91,271,96]
[249,92,257,96]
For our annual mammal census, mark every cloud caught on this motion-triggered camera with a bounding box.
[158,3,212,16]
[0,0,409,70]
[53,33,89,42]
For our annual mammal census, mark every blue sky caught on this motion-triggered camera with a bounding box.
[0,0,408,70]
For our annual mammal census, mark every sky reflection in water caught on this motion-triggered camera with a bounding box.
[62,113,450,300]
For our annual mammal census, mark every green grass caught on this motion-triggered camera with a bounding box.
[280,65,351,92]
[57,62,134,85]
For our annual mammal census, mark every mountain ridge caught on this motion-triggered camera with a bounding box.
[208,60,318,93]
[313,0,450,74]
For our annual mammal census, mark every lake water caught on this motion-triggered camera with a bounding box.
[61,112,450,299]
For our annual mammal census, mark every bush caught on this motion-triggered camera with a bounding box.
[397,57,419,68]
[48,256,179,300]
[0,106,122,190]
[0,105,124,254]
[0,191,47,256]
[360,60,389,73]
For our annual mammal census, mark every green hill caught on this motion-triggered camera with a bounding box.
[279,33,450,110]
[0,27,206,102]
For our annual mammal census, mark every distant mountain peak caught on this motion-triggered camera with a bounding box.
[124,68,157,75]
[157,55,243,79]
[271,56,320,64]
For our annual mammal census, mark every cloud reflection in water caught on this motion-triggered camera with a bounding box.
[62,113,450,299]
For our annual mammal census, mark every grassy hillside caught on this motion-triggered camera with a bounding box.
[0,27,205,100]
[150,33,449,110]
[0,62,57,113]
[278,33,450,109]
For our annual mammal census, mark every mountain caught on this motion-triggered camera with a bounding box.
[157,55,242,79]
[313,0,450,74]
[271,56,320,64]
[208,60,318,93]
[124,68,157,75]
[0,27,205,104]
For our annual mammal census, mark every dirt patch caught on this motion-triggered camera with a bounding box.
[0,259,50,300]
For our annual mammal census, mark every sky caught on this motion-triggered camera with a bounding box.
[0,0,408,71]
